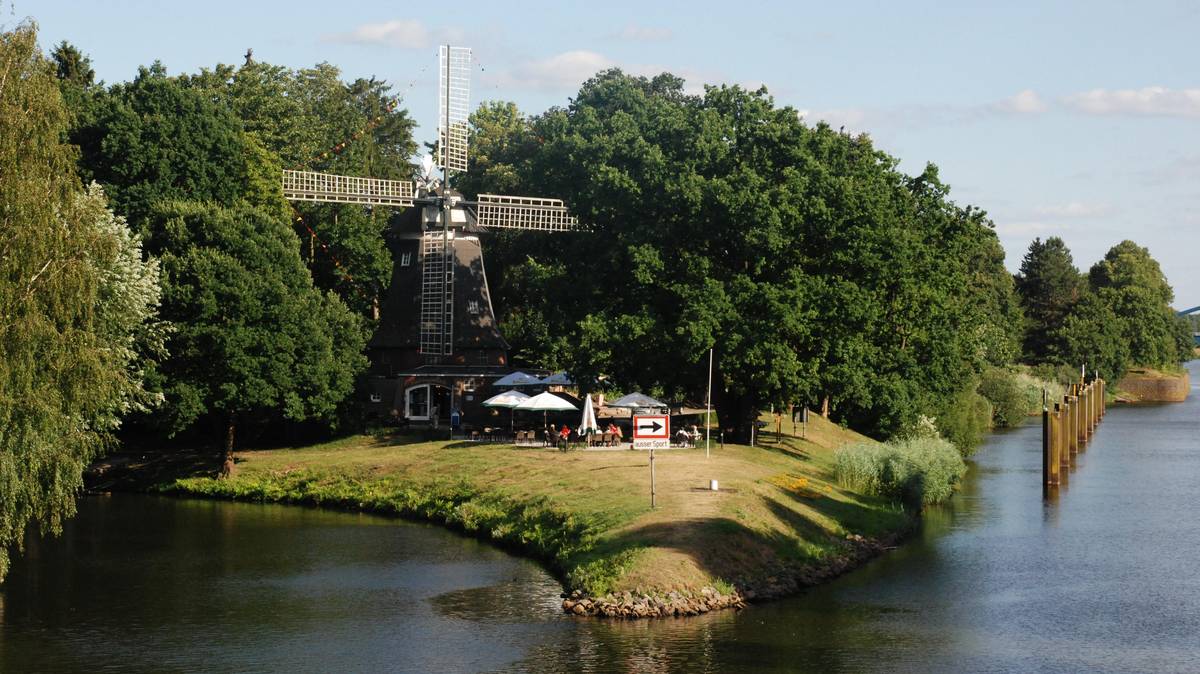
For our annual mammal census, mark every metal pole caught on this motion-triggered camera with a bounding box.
[705,347,712,459]
[650,445,656,508]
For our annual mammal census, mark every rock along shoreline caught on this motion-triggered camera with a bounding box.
[560,531,906,619]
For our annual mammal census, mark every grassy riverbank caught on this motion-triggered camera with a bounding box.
[157,415,916,615]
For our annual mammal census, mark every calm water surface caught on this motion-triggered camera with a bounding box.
[3,362,1198,672]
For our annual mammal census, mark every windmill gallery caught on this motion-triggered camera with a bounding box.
[283,46,585,428]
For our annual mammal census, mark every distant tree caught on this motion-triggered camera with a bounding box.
[1015,237,1083,361]
[1048,290,1130,382]
[1087,240,1185,368]
[1172,314,1195,362]
[50,40,95,87]
[0,25,163,581]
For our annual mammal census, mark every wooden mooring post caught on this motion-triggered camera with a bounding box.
[1044,374,1107,498]
[1043,396,1063,492]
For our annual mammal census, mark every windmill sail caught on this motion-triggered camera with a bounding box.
[438,46,471,173]
[475,194,581,232]
[282,44,585,370]
[282,169,414,207]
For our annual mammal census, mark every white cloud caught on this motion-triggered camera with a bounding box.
[495,50,616,91]
[994,220,1069,237]
[797,107,871,132]
[1062,86,1200,118]
[993,89,1048,114]
[1032,202,1113,218]
[797,89,1047,135]
[612,23,674,42]
[324,20,463,49]
[488,50,730,96]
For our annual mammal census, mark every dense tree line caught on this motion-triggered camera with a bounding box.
[458,71,1022,443]
[1015,237,1190,381]
[54,45,402,462]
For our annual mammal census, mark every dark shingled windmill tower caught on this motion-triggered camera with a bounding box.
[282,46,582,426]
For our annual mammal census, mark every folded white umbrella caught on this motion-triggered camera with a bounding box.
[577,394,599,436]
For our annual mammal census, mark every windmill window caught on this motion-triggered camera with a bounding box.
[467,300,480,315]
[400,252,412,267]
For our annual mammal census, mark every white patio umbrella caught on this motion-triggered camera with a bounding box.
[577,394,600,437]
[514,391,579,430]
[481,389,531,432]
[492,371,543,387]
[607,392,668,411]
[481,389,531,408]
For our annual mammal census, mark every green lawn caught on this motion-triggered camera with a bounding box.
[168,413,911,600]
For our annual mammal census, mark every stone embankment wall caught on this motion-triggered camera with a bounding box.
[1117,369,1190,402]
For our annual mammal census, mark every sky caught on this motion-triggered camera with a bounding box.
[17,0,1200,309]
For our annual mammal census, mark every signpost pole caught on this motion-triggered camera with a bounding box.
[650,445,656,509]
[633,413,668,509]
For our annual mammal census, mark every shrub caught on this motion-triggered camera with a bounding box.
[932,386,991,456]
[834,437,966,508]
[1012,370,1065,415]
[978,368,1029,428]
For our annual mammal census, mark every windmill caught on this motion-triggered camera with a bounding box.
[281,46,583,422]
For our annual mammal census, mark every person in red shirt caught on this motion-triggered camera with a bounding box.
[558,424,571,451]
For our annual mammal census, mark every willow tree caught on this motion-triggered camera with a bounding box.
[0,25,164,581]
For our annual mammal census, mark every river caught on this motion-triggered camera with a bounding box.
[3,362,1198,672]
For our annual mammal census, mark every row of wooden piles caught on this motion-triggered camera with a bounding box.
[1042,378,1106,496]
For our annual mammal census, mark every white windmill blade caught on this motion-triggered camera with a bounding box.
[438,46,472,174]
[475,194,582,232]
[282,169,414,207]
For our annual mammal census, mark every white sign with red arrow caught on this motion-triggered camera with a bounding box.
[633,414,670,449]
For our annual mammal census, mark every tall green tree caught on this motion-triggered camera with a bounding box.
[1088,240,1186,368]
[1048,290,1129,381]
[68,61,367,457]
[180,61,418,317]
[151,201,366,466]
[1,25,163,581]
[50,40,94,87]
[1015,236,1083,361]
[467,72,1015,442]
